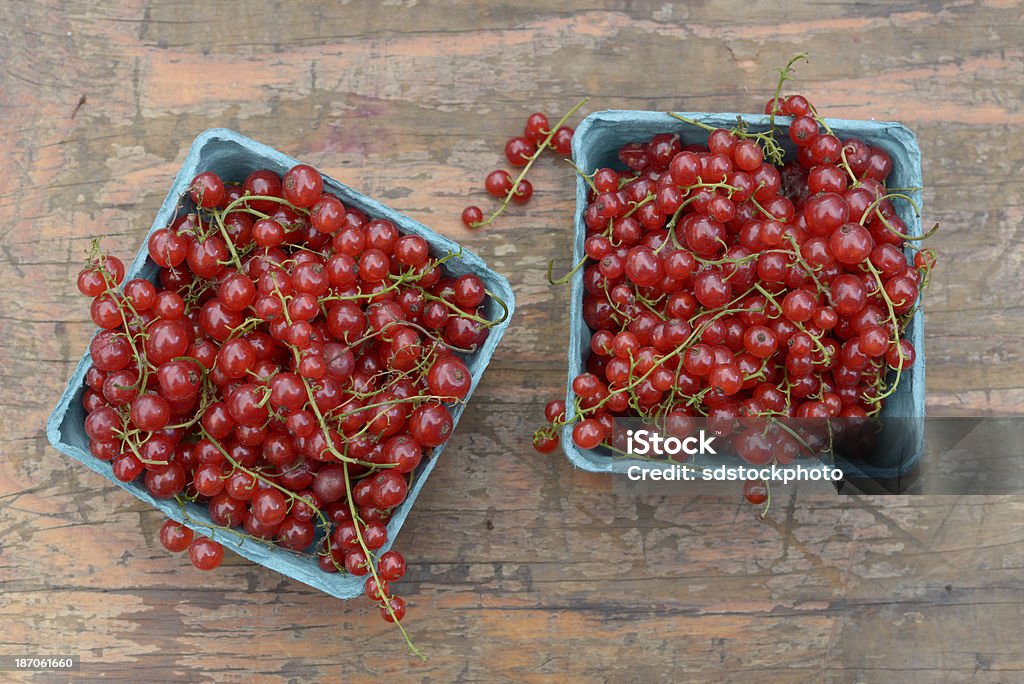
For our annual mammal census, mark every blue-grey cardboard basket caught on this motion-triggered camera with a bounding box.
[46,129,516,599]
[564,110,926,476]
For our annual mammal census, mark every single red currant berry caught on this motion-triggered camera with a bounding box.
[743,480,768,505]
[512,179,533,204]
[505,136,537,166]
[188,537,224,571]
[572,419,604,449]
[524,112,550,143]
[551,126,573,155]
[461,206,484,228]
[484,170,513,197]
[190,171,226,208]
[282,164,324,208]
[377,550,406,581]
[310,194,346,234]
[159,520,193,553]
[533,430,559,454]
[380,595,406,622]
[365,576,390,601]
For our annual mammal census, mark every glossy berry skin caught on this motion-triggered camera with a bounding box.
[831,223,874,265]
[377,550,406,581]
[551,127,573,155]
[504,136,536,166]
[408,403,453,447]
[310,195,345,234]
[159,520,194,552]
[512,180,533,204]
[188,537,224,571]
[282,164,323,208]
[743,326,778,359]
[524,112,550,142]
[572,419,604,449]
[251,488,288,526]
[743,480,768,505]
[380,595,406,622]
[129,393,171,431]
[831,274,868,317]
[427,355,472,401]
[461,206,484,228]
[189,172,226,208]
[484,169,513,197]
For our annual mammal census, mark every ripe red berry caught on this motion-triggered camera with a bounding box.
[188,537,224,571]
[159,520,194,553]
[484,170,513,197]
[504,136,536,166]
[461,206,484,228]
[190,171,226,208]
[282,164,324,208]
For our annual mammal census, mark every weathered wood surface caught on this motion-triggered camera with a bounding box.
[2,1,1023,681]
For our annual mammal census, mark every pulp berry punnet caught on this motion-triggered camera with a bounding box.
[75,161,509,657]
[534,54,936,515]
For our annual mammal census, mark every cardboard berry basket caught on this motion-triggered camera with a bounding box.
[564,110,925,477]
[46,128,515,599]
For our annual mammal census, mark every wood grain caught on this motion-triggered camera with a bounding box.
[2,1,1023,681]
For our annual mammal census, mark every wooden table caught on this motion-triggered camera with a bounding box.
[2,1,1023,681]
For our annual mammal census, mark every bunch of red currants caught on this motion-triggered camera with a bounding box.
[535,78,935,510]
[77,161,506,642]
[462,100,586,230]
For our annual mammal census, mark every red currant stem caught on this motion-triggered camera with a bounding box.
[227,316,269,338]
[634,292,668,321]
[658,194,708,253]
[618,193,651,221]
[103,283,157,387]
[746,191,780,222]
[767,52,809,130]
[220,193,305,219]
[173,494,269,550]
[665,112,787,166]
[766,416,816,456]
[340,460,424,660]
[484,289,510,325]
[666,112,716,132]
[599,283,631,320]
[334,394,458,422]
[565,296,756,424]
[753,283,832,364]
[296,367,377,466]
[757,479,772,520]
[470,97,590,229]
[547,255,588,286]
[84,237,104,267]
[197,424,335,533]
[860,199,937,243]
[210,210,246,273]
[417,289,508,327]
[271,290,377,465]
[812,117,862,188]
[838,145,859,185]
[862,261,906,407]
[781,235,830,296]
[533,424,559,443]
[565,159,599,193]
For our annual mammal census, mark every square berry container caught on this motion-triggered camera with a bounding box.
[564,110,925,477]
[46,128,516,599]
